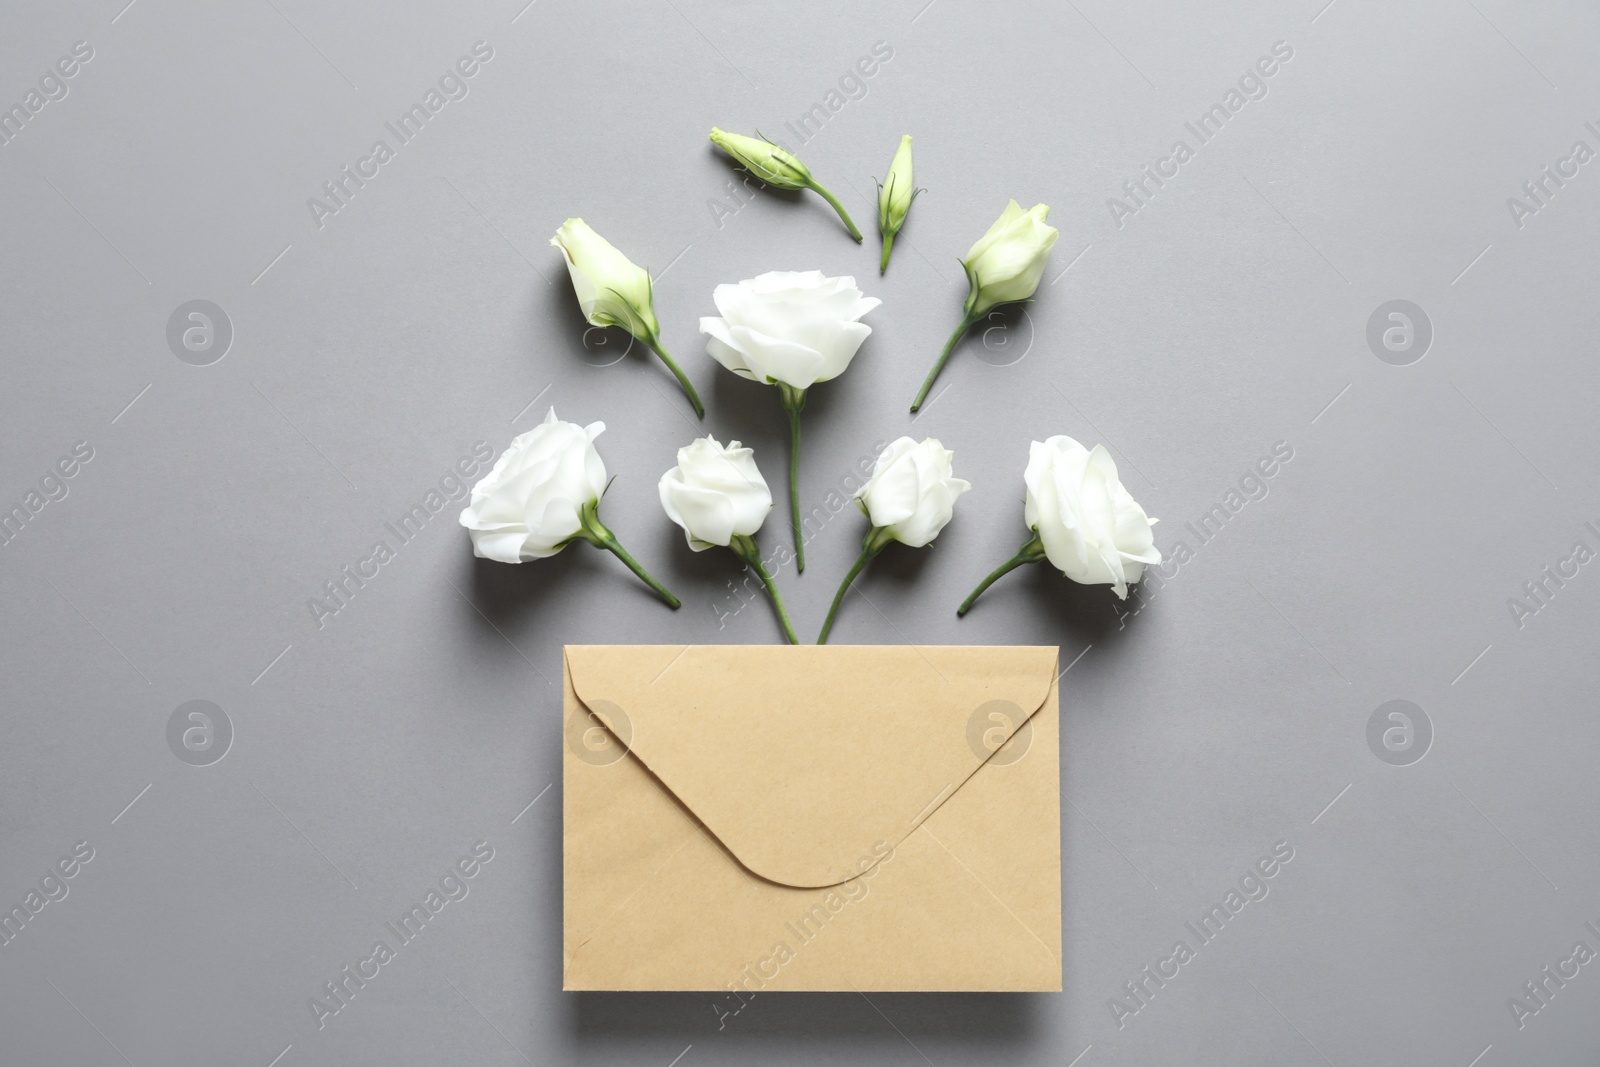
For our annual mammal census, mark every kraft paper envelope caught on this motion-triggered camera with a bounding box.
[562,644,1061,992]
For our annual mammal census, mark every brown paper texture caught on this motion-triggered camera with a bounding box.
[561,644,1062,992]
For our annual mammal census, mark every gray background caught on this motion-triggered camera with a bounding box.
[1,0,1596,1064]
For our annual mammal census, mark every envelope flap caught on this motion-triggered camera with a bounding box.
[565,645,1057,888]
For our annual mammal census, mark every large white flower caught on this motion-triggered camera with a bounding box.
[459,409,678,606]
[700,270,879,573]
[959,435,1160,615]
[700,270,880,390]
[1024,436,1160,599]
[460,408,606,563]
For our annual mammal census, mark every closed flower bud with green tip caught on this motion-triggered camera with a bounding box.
[910,200,1058,411]
[708,127,862,243]
[551,218,705,417]
[875,134,921,273]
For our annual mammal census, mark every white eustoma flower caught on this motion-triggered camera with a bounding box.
[960,435,1160,613]
[818,437,971,644]
[658,437,773,551]
[855,437,970,549]
[459,409,679,607]
[659,436,796,643]
[709,128,862,242]
[876,134,920,273]
[551,218,704,416]
[700,270,879,572]
[911,199,1059,411]
[459,409,605,563]
[701,271,879,391]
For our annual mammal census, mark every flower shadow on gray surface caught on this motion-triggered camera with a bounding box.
[540,265,690,395]
[961,561,1126,650]
[463,546,646,640]
[707,153,816,223]
[703,340,853,443]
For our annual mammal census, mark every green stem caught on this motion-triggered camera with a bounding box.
[911,311,980,412]
[644,333,705,418]
[957,535,1046,616]
[809,180,863,242]
[879,231,895,273]
[580,505,681,608]
[730,535,799,643]
[817,532,890,644]
[779,384,807,573]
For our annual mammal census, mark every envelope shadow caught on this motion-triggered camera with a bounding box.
[571,989,1044,1040]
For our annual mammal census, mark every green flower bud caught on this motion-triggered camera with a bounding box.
[708,127,863,242]
[909,200,1059,412]
[960,199,1059,318]
[708,128,812,189]
[876,134,921,272]
[550,218,705,417]
[550,218,659,336]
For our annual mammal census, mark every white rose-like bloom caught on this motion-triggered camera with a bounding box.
[700,271,880,390]
[961,199,1060,316]
[818,436,971,644]
[659,436,798,643]
[458,408,607,563]
[1024,436,1160,599]
[702,270,880,574]
[855,437,971,548]
[658,437,773,551]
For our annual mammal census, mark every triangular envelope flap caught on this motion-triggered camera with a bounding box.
[565,645,1057,888]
